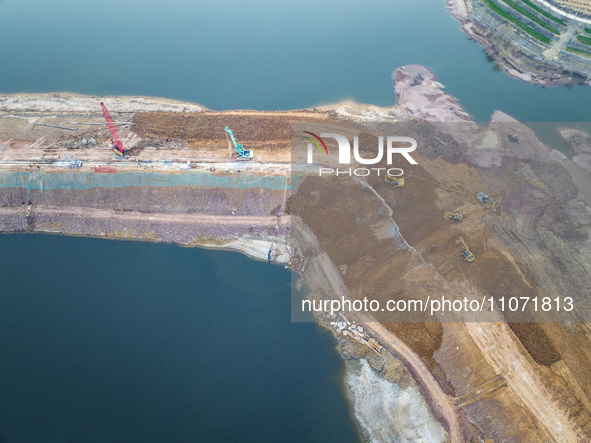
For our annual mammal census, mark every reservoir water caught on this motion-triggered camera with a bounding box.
[1,0,591,122]
[0,234,361,442]
[1,0,590,440]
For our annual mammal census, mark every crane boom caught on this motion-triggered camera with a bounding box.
[100,102,125,156]
[226,127,240,150]
[224,126,253,159]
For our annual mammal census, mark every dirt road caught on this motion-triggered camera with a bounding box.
[464,321,581,442]
[363,320,465,442]
[294,222,464,442]
[0,205,290,228]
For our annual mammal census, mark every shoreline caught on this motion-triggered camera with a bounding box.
[0,91,398,117]
[2,229,289,265]
[446,0,591,86]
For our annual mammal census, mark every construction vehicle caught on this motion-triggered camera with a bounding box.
[224,126,253,159]
[64,155,82,168]
[384,174,404,188]
[457,236,475,262]
[100,102,127,157]
[477,192,496,208]
[25,201,32,224]
[446,211,463,223]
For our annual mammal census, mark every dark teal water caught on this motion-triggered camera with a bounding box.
[1,0,591,121]
[0,234,361,442]
[0,0,589,441]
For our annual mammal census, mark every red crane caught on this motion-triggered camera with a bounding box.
[100,102,126,156]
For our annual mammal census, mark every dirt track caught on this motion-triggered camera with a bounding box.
[364,321,465,442]
[0,205,289,228]
[293,221,463,442]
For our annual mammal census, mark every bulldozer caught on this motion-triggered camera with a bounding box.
[445,211,463,223]
[457,236,475,262]
[385,174,404,188]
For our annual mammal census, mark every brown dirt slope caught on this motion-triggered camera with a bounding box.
[295,147,591,440]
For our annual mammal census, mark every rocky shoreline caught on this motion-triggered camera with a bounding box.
[447,0,591,86]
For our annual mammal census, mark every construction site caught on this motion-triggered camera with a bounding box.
[2,64,591,442]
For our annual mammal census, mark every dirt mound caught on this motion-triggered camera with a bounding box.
[509,323,561,367]
[133,111,332,148]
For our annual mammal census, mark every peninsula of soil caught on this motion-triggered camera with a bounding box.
[2,65,591,442]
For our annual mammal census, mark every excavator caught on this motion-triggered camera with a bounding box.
[100,102,127,157]
[457,236,475,262]
[25,201,32,225]
[384,174,404,188]
[477,192,496,208]
[446,211,463,223]
[225,126,253,159]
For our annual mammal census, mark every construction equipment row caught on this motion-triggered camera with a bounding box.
[330,313,384,356]
[99,103,255,160]
[448,192,497,262]
[342,328,384,356]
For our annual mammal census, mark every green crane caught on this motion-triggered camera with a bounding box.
[225,126,253,159]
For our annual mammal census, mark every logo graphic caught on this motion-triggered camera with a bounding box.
[303,131,328,155]
[304,132,418,166]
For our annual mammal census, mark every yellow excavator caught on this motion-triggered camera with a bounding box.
[385,174,404,188]
[445,211,463,223]
[457,236,475,262]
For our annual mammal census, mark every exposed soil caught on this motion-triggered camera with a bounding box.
[3,91,591,442]
[295,144,591,440]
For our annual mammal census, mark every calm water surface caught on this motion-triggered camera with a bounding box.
[0,0,589,440]
[1,0,591,121]
[0,234,361,442]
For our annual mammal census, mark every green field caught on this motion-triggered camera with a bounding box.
[481,0,553,44]
[577,35,591,46]
[519,0,565,25]
[566,46,591,58]
[498,0,561,35]
[586,28,591,34]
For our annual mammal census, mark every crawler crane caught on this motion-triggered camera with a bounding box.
[224,126,253,159]
[100,102,127,157]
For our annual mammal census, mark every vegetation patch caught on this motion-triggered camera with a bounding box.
[498,0,561,35]
[481,0,553,44]
[520,0,565,25]
[577,35,591,46]
[566,46,591,58]
[585,28,591,34]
